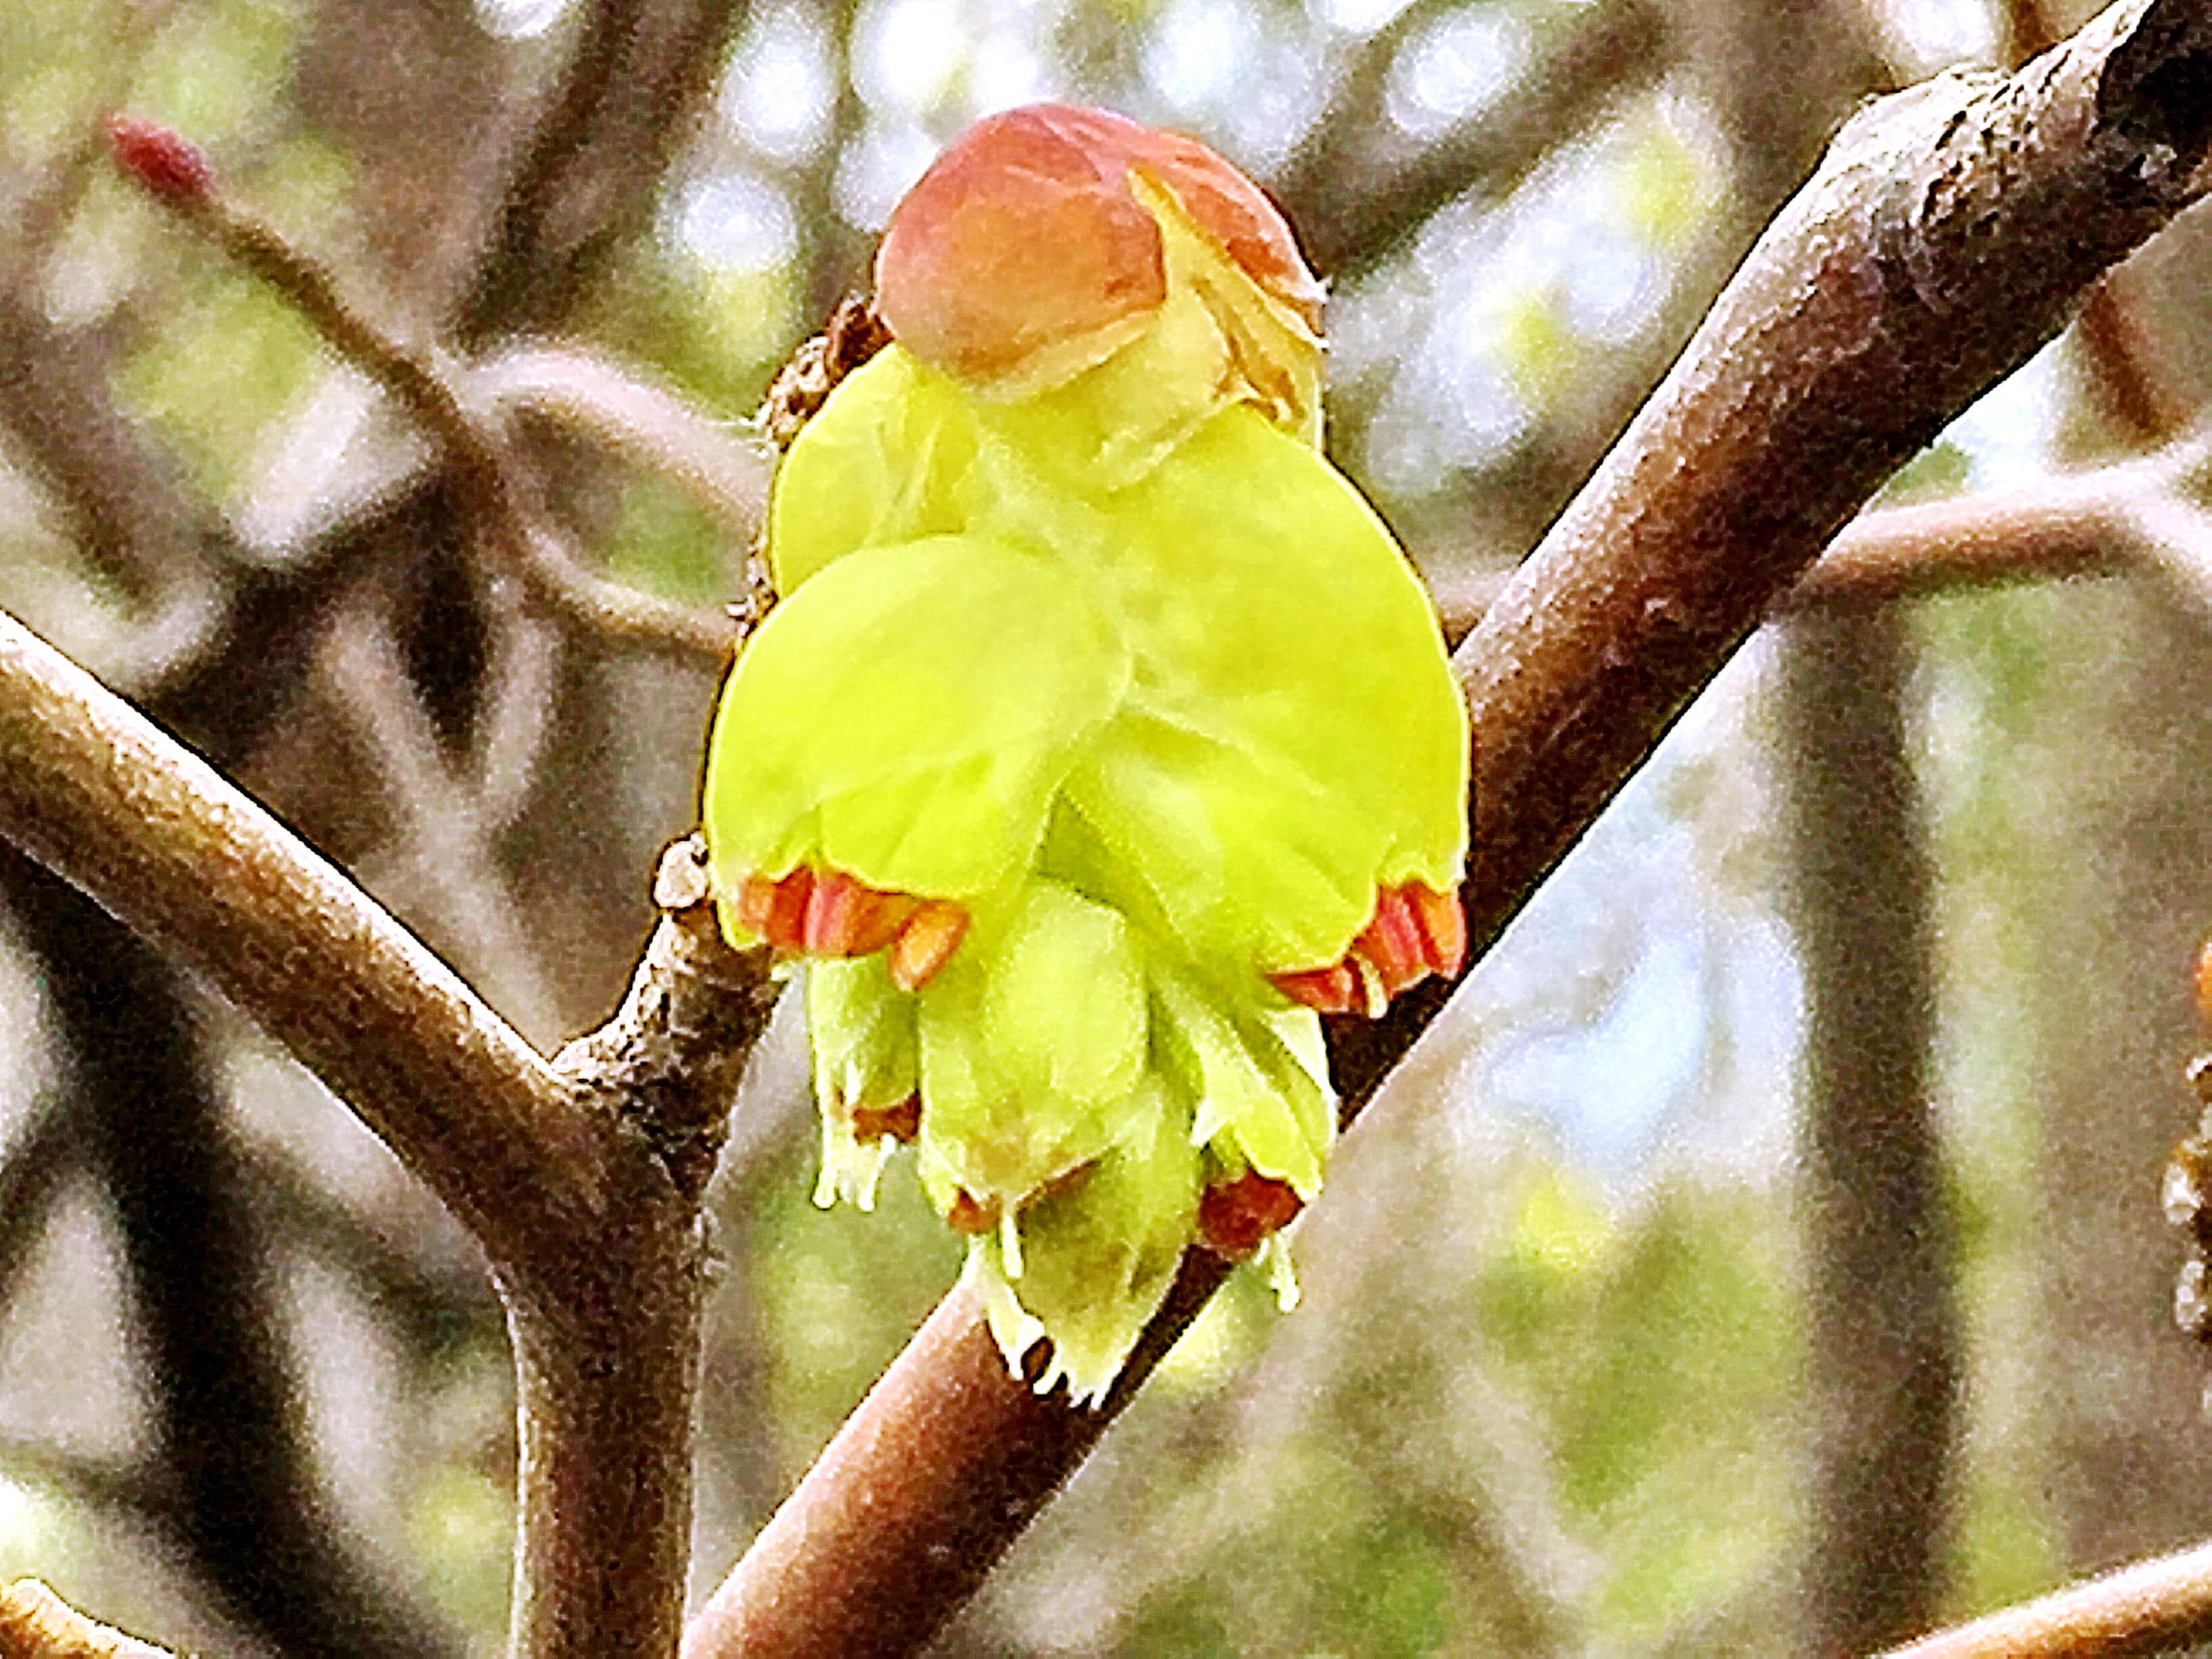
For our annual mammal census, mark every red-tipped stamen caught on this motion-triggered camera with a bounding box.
[105,115,213,206]
[735,867,813,951]
[850,1095,921,1144]
[802,871,918,957]
[946,1190,997,1234]
[1408,882,1467,979]
[1269,962,1362,1014]
[1354,886,1428,995]
[888,901,969,991]
[1196,1170,1303,1259]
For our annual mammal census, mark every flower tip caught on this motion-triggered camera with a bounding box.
[874,102,1321,389]
[104,114,213,206]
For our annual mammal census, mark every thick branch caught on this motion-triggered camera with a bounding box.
[1430,0,2212,979]
[508,844,773,1659]
[687,5,2212,1653]
[3,855,457,1659]
[0,608,595,1282]
[0,606,783,1659]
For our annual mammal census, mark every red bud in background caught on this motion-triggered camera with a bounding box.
[104,114,214,207]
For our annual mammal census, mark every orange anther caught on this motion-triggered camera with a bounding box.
[850,1094,921,1144]
[802,871,918,957]
[1355,886,1428,995]
[802,869,862,955]
[852,889,920,956]
[1408,882,1467,979]
[945,1190,997,1234]
[1269,962,1361,1014]
[736,868,813,951]
[1196,1169,1303,1260]
[889,901,970,991]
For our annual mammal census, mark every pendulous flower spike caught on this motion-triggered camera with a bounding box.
[698,102,1468,1402]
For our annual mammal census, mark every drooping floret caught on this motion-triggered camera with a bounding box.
[701,104,1469,1404]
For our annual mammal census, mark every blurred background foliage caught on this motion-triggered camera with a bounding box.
[0,0,2209,1652]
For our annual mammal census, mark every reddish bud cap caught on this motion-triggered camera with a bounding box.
[104,114,213,206]
[875,103,1322,388]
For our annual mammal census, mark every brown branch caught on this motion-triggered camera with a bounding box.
[470,345,769,536]
[1429,423,2212,641]
[508,843,775,1659]
[0,601,636,1656]
[1796,448,2212,612]
[451,0,752,345]
[1883,1537,2212,1656]
[5,848,457,1659]
[0,1580,180,1659]
[685,4,2212,1653]
[108,121,739,669]
[0,607,591,1277]
[1427,0,2212,967]
[1782,605,1957,1650]
[550,836,781,1202]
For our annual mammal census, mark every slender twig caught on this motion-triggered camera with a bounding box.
[106,119,739,668]
[1882,1538,2212,1657]
[1769,424,2212,611]
[0,294,235,611]
[0,1097,81,1320]
[323,608,562,1034]
[685,5,2212,1652]
[470,345,768,536]
[1276,0,1674,279]
[451,0,752,344]
[1783,605,1955,1650]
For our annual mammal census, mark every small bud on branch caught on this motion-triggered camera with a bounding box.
[103,114,213,207]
